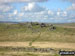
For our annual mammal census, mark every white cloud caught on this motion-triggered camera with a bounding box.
[0,0,48,3]
[57,12,60,16]
[0,0,75,23]
[56,8,61,16]
[13,10,18,15]
[48,10,54,15]
[67,3,75,10]
[19,3,55,22]
[23,2,36,11]
[22,3,45,12]
[56,8,67,17]
[62,11,67,16]
[0,4,13,12]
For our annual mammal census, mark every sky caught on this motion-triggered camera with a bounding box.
[0,0,75,23]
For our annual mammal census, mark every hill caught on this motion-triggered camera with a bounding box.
[0,22,75,43]
[0,22,75,56]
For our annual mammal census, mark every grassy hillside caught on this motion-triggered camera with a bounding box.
[0,22,75,43]
[54,23,75,28]
[0,22,75,56]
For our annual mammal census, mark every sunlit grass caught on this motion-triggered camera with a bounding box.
[0,23,75,43]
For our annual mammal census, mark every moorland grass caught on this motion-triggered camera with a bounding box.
[0,23,75,43]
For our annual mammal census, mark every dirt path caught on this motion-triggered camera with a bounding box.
[0,42,75,49]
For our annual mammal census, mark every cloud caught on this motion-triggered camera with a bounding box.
[0,4,13,13]
[13,10,18,15]
[57,10,67,16]
[19,3,55,22]
[57,8,62,16]
[0,8,74,23]
[62,0,75,3]
[67,3,75,10]
[62,0,75,11]
[0,3,73,23]
[57,12,60,16]
[0,0,75,23]
[62,11,67,16]
[22,3,46,12]
[0,3,53,22]
[48,10,54,15]
[0,0,48,3]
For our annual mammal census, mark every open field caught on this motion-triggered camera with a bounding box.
[54,23,75,28]
[0,23,75,43]
[0,22,75,56]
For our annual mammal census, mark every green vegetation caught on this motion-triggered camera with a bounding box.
[0,52,58,56]
[54,54,60,56]
[0,22,75,56]
[0,23,75,43]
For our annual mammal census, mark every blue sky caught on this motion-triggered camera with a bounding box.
[38,0,72,10]
[0,0,75,23]
[12,0,72,12]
